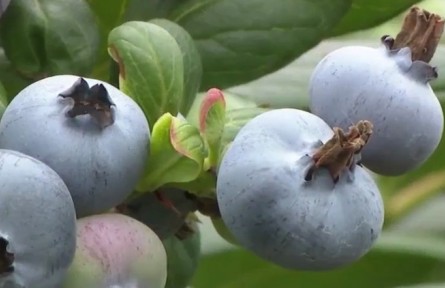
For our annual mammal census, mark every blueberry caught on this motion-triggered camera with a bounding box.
[309,34,444,176]
[216,108,384,270]
[62,213,167,288]
[0,75,150,217]
[0,149,76,288]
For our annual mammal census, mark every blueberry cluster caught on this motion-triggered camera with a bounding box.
[0,75,167,287]
[216,9,444,271]
[0,5,443,288]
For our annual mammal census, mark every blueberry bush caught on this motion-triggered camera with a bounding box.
[0,0,444,287]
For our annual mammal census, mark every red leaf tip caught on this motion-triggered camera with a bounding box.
[199,88,226,132]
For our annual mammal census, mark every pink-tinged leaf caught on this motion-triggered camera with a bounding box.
[136,113,206,193]
[170,116,205,160]
[197,88,227,167]
[199,88,226,133]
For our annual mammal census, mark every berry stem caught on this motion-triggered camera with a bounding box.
[305,120,373,183]
[0,237,14,275]
[154,191,182,216]
[392,6,444,63]
[59,77,116,128]
[175,214,199,240]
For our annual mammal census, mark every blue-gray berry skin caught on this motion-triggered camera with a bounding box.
[0,149,76,288]
[309,42,444,176]
[216,109,384,271]
[0,75,150,217]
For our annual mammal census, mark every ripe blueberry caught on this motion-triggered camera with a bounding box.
[309,8,444,175]
[0,149,76,288]
[216,109,384,270]
[0,75,150,217]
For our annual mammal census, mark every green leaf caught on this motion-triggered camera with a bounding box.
[108,21,184,129]
[187,90,258,127]
[150,18,203,115]
[0,81,8,119]
[199,88,226,143]
[212,106,268,169]
[123,0,183,21]
[169,0,350,90]
[0,0,100,78]
[186,90,266,157]
[136,113,207,193]
[0,49,31,102]
[85,0,130,80]
[221,107,267,149]
[192,233,445,288]
[163,224,201,288]
[170,170,216,198]
[331,0,422,37]
[199,88,226,167]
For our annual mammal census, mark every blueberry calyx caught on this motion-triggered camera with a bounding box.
[381,35,395,50]
[305,120,373,184]
[380,34,439,83]
[0,237,14,275]
[59,77,116,128]
[386,6,444,63]
[409,61,439,83]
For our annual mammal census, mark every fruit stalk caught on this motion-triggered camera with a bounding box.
[391,6,444,63]
[305,120,373,183]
